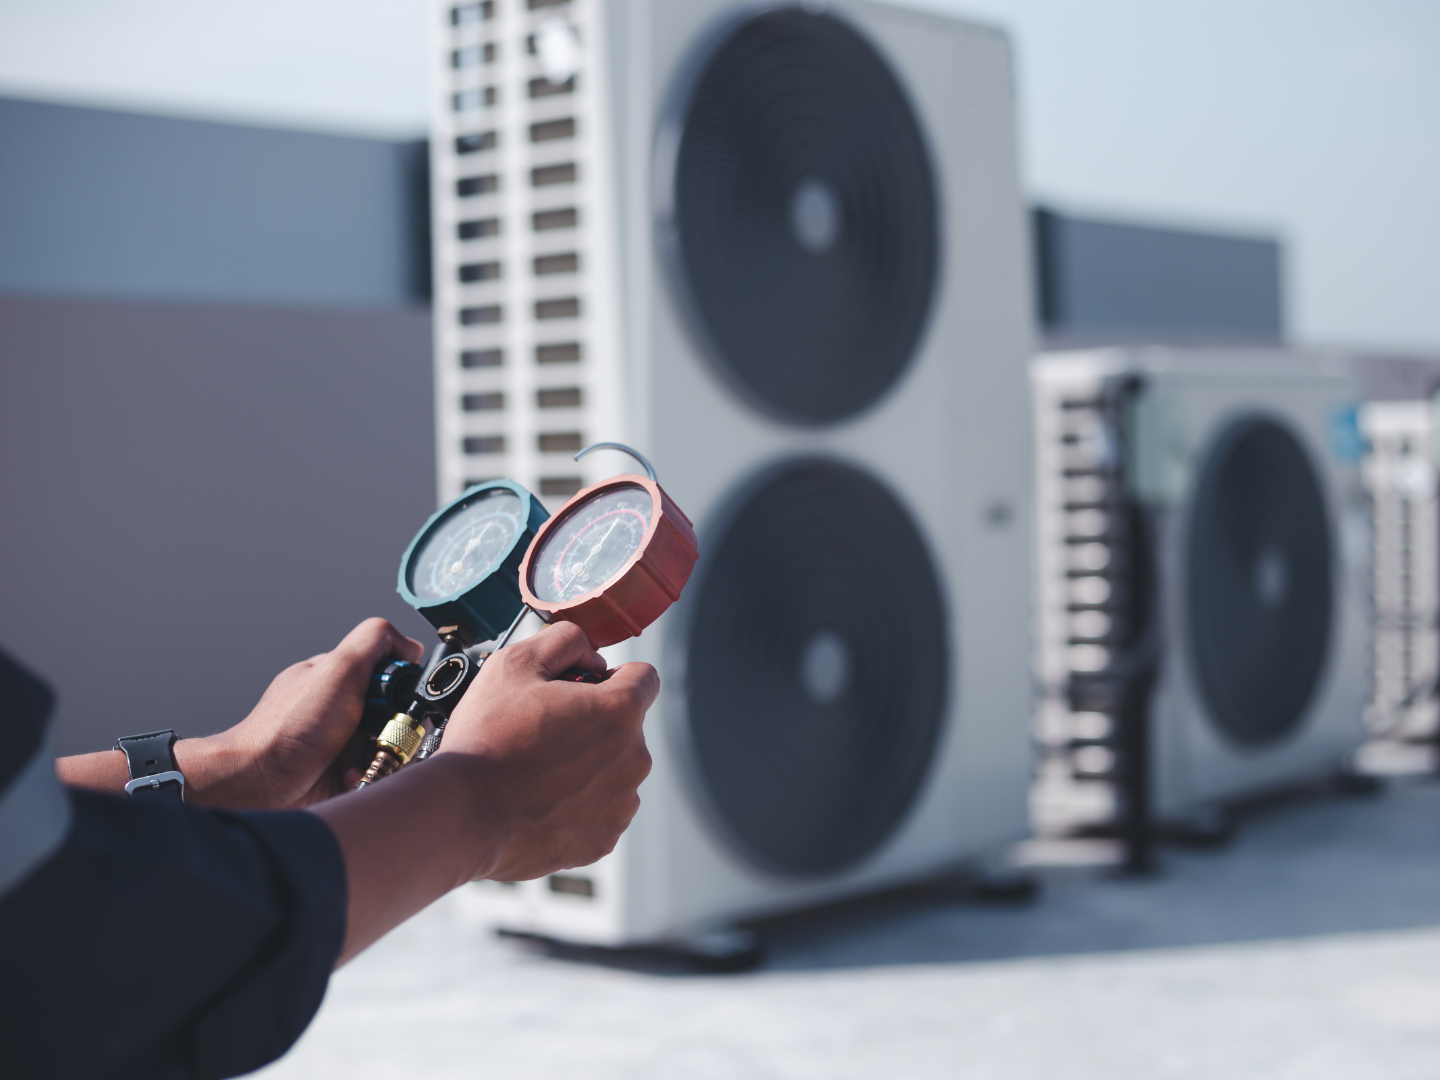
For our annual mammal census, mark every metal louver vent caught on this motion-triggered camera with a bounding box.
[439,0,595,500]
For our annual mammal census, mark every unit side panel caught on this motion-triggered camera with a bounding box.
[1361,401,1440,742]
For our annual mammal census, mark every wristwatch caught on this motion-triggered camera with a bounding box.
[115,729,185,801]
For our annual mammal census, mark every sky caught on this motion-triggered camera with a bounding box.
[0,0,1436,348]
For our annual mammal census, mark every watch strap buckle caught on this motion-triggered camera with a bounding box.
[123,771,185,799]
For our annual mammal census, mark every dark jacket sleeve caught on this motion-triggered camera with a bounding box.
[0,790,348,1080]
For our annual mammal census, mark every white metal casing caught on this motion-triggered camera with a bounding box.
[432,0,1033,944]
[1359,398,1439,740]
[1033,348,1370,824]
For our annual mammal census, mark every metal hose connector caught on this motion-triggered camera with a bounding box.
[354,712,427,790]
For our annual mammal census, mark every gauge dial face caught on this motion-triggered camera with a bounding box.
[408,489,525,601]
[531,485,654,604]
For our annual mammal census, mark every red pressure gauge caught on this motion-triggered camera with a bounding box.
[519,444,699,648]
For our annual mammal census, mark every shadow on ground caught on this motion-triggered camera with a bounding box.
[521,774,1440,976]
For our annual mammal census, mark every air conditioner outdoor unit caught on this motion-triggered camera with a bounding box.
[430,0,1034,946]
[1031,348,1371,848]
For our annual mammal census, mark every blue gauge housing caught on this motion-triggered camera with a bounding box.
[396,479,550,642]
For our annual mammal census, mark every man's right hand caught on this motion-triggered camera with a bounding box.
[435,621,657,883]
[310,620,657,965]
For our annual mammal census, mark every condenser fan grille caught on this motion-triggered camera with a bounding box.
[666,8,939,425]
[1187,416,1333,746]
[682,460,948,876]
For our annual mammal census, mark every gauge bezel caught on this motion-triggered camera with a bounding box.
[396,479,550,641]
[519,474,699,647]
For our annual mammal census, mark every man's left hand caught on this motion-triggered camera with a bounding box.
[56,618,424,810]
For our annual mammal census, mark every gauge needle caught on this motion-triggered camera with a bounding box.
[562,519,621,594]
[453,523,500,575]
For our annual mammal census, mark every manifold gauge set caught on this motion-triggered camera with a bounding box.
[355,444,698,789]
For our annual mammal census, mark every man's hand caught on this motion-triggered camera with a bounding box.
[200,618,425,809]
[311,620,657,964]
[56,618,424,810]
[435,621,657,882]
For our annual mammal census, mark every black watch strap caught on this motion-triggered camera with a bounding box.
[115,729,184,801]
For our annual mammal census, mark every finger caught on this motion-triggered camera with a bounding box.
[331,618,422,680]
[513,620,606,678]
[593,662,661,716]
[393,633,426,664]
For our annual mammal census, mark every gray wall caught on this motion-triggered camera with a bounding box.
[0,96,429,308]
[0,294,436,755]
[1034,206,1283,346]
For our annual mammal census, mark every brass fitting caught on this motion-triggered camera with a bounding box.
[354,712,427,789]
[377,713,426,762]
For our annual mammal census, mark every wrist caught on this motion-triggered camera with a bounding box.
[410,754,507,886]
[172,732,250,808]
[56,733,247,807]
[311,753,504,964]
[54,748,129,794]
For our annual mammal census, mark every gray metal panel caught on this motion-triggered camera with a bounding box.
[1035,207,1283,346]
[0,294,436,755]
[1354,352,1440,402]
[0,97,429,308]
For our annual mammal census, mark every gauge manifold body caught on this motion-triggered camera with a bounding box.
[519,474,699,647]
[396,479,550,642]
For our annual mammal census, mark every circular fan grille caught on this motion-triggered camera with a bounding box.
[666,8,939,425]
[1186,416,1333,746]
[681,459,948,876]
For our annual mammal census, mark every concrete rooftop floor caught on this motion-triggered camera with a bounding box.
[258,772,1440,1079]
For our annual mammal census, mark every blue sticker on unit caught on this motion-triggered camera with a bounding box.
[1329,404,1366,464]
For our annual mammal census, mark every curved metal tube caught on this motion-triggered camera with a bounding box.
[574,441,658,483]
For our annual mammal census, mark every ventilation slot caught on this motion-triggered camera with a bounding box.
[459,305,502,325]
[534,253,578,276]
[463,435,506,455]
[536,342,581,364]
[539,432,583,453]
[455,131,497,154]
[535,298,579,320]
[451,1,493,25]
[537,387,582,408]
[529,76,575,99]
[463,392,505,412]
[459,261,502,283]
[458,218,500,240]
[452,43,496,68]
[461,348,503,368]
[531,163,577,187]
[453,87,497,112]
[530,118,576,143]
[533,208,578,232]
[457,175,499,197]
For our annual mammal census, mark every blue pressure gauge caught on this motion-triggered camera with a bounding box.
[396,480,550,643]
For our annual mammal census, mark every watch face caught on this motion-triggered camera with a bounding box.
[407,488,526,601]
[529,484,654,604]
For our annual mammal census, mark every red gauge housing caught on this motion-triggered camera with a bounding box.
[520,474,699,647]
